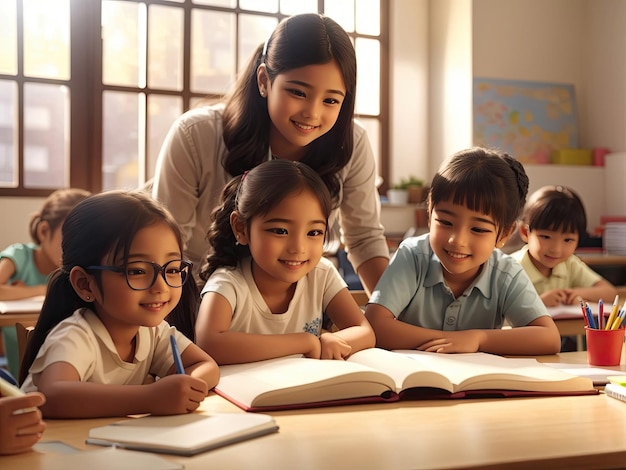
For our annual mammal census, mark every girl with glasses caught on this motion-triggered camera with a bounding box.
[19,191,219,418]
[195,159,375,365]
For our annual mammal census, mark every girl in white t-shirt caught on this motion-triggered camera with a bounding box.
[20,191,219,418]
[196,159,375,365]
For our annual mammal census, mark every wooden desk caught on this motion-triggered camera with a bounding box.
[0,297,43,328]
[4,351,626,470]
[577,253,626,267]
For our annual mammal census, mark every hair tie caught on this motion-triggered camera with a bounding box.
[234,171,249,209]
[262,37,270,58]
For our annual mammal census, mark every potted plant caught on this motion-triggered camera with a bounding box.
[387,176,425,204]
[387,182,409,205]
[404,176,426,203]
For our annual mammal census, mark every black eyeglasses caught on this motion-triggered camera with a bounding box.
[87,259,192,291]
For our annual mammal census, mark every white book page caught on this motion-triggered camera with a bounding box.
[350,349,593,392]
[217,356,395,407]
[391,350,593,392]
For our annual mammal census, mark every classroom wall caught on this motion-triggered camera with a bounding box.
[0,197,45,248]
[388,0,429,186]
[428,0,474,170]
[470,0,626,229]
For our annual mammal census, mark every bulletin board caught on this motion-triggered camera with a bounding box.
[473,78,579,164]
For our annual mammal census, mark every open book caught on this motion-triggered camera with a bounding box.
[215,348,597,412]
[86,412,278,456]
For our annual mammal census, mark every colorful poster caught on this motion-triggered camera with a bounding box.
[473,78,579,164]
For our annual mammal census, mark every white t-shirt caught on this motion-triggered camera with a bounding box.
[201,257,346,336]
[21,308,192,392]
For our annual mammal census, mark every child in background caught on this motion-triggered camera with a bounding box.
[195,159,375,365]
[0,188,91,380]
[19,191,219,418]
[365,148,561,356]
[511,185,617,307]
[0,188,91,300]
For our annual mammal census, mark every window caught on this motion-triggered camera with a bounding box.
[0,0,388,196]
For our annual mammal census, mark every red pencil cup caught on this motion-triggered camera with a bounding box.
[585,327,625,366]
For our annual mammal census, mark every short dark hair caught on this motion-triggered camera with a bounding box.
[520,185,587,236]
[428,147,529,239]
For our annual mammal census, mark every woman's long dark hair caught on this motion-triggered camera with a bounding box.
[222,13,356,203]
[19,190,199,384]
[201,159,332,280]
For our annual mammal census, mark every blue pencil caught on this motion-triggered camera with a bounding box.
[170,334,185,374]
[586,302,597,329]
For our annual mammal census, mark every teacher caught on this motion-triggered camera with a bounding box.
[152,13,389,293]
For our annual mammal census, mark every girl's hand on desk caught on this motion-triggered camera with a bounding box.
[149,374,208,415]
[319,332,351,360]
[301,333,322,359]
[417,330,484,354]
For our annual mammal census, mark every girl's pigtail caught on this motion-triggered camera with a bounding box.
[502,153,529,205]
[201,176,249,280]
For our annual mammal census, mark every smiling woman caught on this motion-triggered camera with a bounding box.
[0,1,385,199]
[152,13,390,295]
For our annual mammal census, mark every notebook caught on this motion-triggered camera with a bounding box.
[604,383,626,403]
[86,412,278,456]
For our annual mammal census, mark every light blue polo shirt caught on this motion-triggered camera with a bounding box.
[369,233,549,330]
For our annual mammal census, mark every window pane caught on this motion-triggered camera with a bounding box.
[191,10,235,94]
[355,38,380,115]
[23,83,69,188]
[325,0,355,33]
[356,117,380,174]
[102,91,143,190]
[192,0,235,6]
[147,94,182,180]
[238,14,278,71]
[102,0,146,88]
[240,0,278,13]
[23,0,70,80]
[280,0,317,15]
[0,0,17,75]
[0,80,17,187]
[148,5,183,91]
[356,0,379,35]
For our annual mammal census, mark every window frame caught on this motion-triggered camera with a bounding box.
[0,0,389,197]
